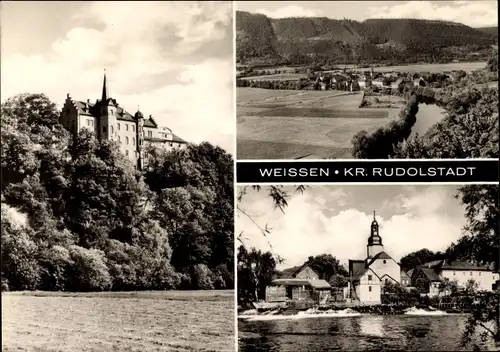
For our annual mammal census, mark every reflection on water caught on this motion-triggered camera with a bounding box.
[239,314,496,351]
[410,104,446,139]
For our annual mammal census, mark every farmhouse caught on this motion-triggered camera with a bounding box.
[59,72,187,170]
[266,264,332,303]
[347,212,406,304]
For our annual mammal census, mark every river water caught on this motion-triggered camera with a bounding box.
[409,104,447,139]
[239,310,497,351]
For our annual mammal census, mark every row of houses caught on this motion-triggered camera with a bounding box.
[312,70,428,92]
[264,214,498,305]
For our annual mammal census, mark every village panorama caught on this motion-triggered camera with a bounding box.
[237,184,500,351]
[235,1,499,160]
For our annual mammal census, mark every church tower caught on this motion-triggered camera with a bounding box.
[367,211,384,259]
[135,109,145,170]
[98,70,117,141]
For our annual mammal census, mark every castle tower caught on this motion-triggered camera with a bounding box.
[135,109,145,170]
[367,211,384,259]
[98,70,117,141]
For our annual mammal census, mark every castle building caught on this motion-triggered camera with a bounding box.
[59,72,187,170]
[348,212,405,304]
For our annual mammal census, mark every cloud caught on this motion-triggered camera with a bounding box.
[237,185,466,269]
[367,1,498,27]
[255,5,321,19]
[1,1,234,153]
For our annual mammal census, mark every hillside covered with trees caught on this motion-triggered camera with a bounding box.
[236,11,497,65]
[1,93,234,292]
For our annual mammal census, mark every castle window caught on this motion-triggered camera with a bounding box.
[110,110,113,115]
[479,272,481,276]
[125,137,129,144]
[148,130,152,138]
[132,125,135,132]
[383,260,386,264]
[87,120,90,126]
[103,126,107,133]
[132,137,136,146]
[470,272,473,276]
[368,286,372,292]
[111,126,114,134]
[117,123,120,130]
[368,275,372,281]
[125,150,129,156]
[169,143,173,147]
[126,124,129,131]
[118,136,121,142]
[453,271,456,275]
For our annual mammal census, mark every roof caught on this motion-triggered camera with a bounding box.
[351,267,380,282]
[420,268,441,282]
[308,279,331,289]
[422,259,492,272]
[349,260,366,278]
[401,270,410,279]
[143,118,157,128]
[407,269,414,278]
[279,263,320,279]
[441,260,491,271]
[73,100,158,128]
[271,278,331,290]
[366,251,394,267]
[279,265,302,279]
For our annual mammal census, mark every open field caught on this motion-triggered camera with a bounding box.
[2,290,235,352]
[237,88,399,159]
[369,61,487,73]
[240,73,307,81]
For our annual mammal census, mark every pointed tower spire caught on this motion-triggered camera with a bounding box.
[102,69,109,102]
[373,210,376,220]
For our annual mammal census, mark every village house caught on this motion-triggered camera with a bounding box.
[411,260,499,296]
[59,73,187,170]
[371,77,385,88]
[413,77,426,87]
[265,264,332,303]
[390,78,405,93]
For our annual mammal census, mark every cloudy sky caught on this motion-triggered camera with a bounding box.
[237,185,467,270]
[1,1,234,153]
[236,1,498,28]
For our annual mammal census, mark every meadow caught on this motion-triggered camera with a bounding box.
[2,290,235,352]
[237,88,399,159]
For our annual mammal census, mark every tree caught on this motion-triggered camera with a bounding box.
[329,274,348,288]
[237,245,277,305]
[400,248,444,272]
[305,254,348,282]
[455,185,499,270]
[454,185,500,349]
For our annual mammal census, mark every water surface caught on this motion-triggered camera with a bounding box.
[239,314,496,351]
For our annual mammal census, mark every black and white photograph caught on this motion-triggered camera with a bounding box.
[237,184,500,351]
[1,1,235,351]
[235,1,499,160]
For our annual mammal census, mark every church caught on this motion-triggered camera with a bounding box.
[59,72,187,170]
[347,212,406,304]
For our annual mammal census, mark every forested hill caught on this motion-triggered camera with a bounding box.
[236,11,497,64]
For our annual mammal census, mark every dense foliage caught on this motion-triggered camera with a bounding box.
[237,245,277,306]
[353,64,499,159]
[236,11,496,66]
[1,93,234,292]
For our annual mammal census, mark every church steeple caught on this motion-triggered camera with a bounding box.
[368,211,382,245]
[367,210,384,258]
[102,69,109,102]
